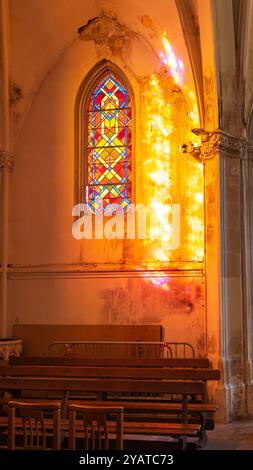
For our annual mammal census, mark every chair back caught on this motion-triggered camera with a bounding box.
[8,400,61,449]
[68,405,123,450]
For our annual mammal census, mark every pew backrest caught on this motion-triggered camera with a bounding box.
[0,364,220,381]
[0,376,207,395]
[9,356,210,368]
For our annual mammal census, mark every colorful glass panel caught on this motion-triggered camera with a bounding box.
[86,74,132,214]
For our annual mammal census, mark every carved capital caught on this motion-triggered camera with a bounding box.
[181,130,251,164]
[0,151,14,169]
[200,130,246,162]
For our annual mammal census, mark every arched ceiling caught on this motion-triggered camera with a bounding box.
[10,0,99,100]
[10,0,195,130]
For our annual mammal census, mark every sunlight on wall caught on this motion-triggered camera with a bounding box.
[141,35,204,289]
[144,73,173,263]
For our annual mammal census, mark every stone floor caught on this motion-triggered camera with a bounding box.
[204,420,253,450]
[123,420,253,450]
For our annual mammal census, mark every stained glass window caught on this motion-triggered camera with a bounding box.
[86,73,132,214]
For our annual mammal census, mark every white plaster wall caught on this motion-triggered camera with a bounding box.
[11,37,158,265]
[9,5,205,354]
[8,275,206,355]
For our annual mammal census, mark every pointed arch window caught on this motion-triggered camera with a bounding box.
[85,73,132,214]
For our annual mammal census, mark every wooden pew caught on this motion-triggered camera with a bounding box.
[0,414,201,450]
[0,364,220,380]
[0,357,220,448]
[0,376,207,395]
[9,356,210,368]
[0,377,204,449]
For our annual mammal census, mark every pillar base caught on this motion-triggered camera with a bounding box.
[215,382,248,422]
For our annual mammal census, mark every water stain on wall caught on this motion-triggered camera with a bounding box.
[98,276,206,354]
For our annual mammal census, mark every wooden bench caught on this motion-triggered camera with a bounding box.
[0,414,201,450]
[0,357,220,449]
[0,381,203,449]
[9,356,210,368]
[0,364,219,381]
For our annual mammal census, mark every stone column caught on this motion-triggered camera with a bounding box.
[244,143,253,415]
[201,130,247,421]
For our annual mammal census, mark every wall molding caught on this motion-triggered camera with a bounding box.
[7,263,204,280]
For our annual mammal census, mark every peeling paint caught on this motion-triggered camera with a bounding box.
[79,14,132,58]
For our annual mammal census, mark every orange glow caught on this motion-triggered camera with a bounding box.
[144,73,173,262]
[160,36,185,88]
[183,88,204,261]
[141,35,204,287]
[161,34,204,262]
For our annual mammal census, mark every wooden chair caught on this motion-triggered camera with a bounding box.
[68,405,123,450]
[8,400,61,450]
